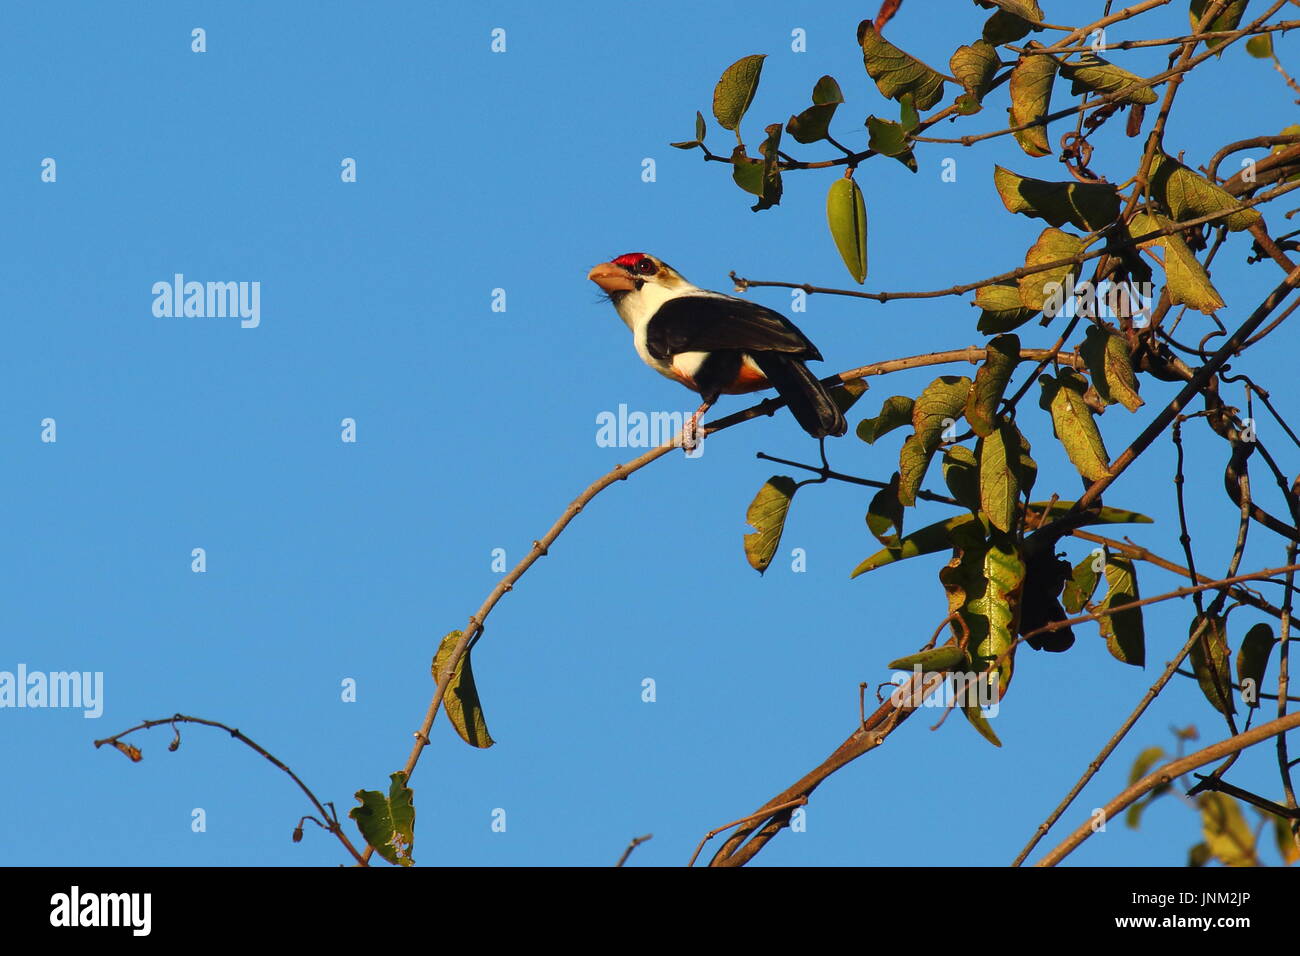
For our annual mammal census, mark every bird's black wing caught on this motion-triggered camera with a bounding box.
[645,295,822,361]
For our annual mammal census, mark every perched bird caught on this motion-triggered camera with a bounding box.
[586,252,846,441]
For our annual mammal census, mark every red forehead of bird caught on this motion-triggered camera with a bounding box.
[612,253,649,269]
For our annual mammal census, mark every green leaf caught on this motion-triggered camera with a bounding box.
[670,111,708,149]
[1125,745,1169,828]
[1058,54,1157,105]
[1024,500,1151,526]
[1039,369,1111,481]
[942,444,981,513]
[1061,552,1102,614]
[1130,745,1167,784]
[966,333,1020,436]
[713,54,765,132]
[851,513,983,577]
[1190,0,1249,53]
[1099,554,1145,666]
[1080,326,1143,412]
[858,20,947,110]
[994,165,1122,231]
[1189,613,1236,715]
[940,525,1024,747]
[979,0,1045,19]
[743,476,798,574]
[350,771,416,867]
[1013,427,1038,497]
[731,124,783,212]
[950,40,998,103]
[1129,211,1225,314]
[1008,44,1057,158]
[1019,228,1082,313]
[899,92,920,132]
[1237,622,1274,708]
[866,115,919,171]
[1199,792,1255,866]
[1149,152,1261,232]
[867,473,905,547]
[827,177,869,283]
[433,630,495,748]
[787,75,845,143]
[900,376,973,506]
[978,424,1020,533]
[832,377,870,414]
[975,281,1039,333]
[1246,33,1274,58]
[857,395,914,444]
[888,645,967,671]
[983,10,1035,44]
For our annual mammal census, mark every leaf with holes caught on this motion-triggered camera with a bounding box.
[744,476,798,573]
[350,772,416,867]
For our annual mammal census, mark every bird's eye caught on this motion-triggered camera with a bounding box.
[636,258,657,276]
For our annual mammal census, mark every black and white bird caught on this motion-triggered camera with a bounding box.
[587,252,846,441]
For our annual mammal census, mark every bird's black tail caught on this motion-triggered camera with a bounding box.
[752,354,847,438]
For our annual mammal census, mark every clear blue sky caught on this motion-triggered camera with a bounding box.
[3,1,1297,867]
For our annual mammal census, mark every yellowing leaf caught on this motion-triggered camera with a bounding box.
[1129,211,1225,314]
[975,281,1039,334]
[900,376,973,506]
[1149,153,1261,232]
[743,476,798,573]
[858,20,947,110]
[994,166,1121,231]
[1018,228,1082,313]
[950,40,998,103]
[966,333,1020,436]
[978,424,1020,533]
[1058,54,1157,105]
[1199,792,1256,866]
[1080,326,1143,412]
[1009,45,1057,157]
[857,395,914,444]
[433,630,495,748]
[1062,552,1101,614]
[1039,369,1111,481]
[1099,554,1144,666]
